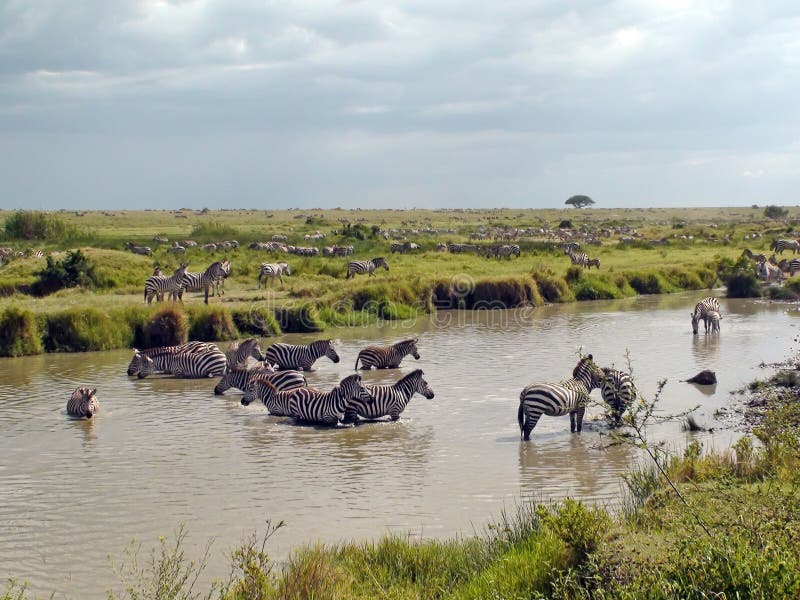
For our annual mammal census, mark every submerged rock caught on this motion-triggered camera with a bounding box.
[685,370,717,385]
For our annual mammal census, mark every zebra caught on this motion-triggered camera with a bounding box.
[239,371,309,411]
[345,257,389,279]
[215,366,306,398]
[343,369,434,423]
[742,248,766,263]
[126,341,213,376]
[706,310,721,333]
[600,368,635,426]
[287,373,371,426]
[205,260,230,302]
[225,338,266,370]
[568,250,589,267]
[125,242,153,256]
[518,354,603,440]
[587,258,601,269]
[563,242,581,254]
[778,258,800,276]
[354,338,420,369]
[263,339,340,371]
[691,297,722,334]
[168,242,186,254]
[769,239,800,255]
[258,263,290,288]
[130,344,227,379]
[756,260,782,283]
[67,387,99,419]
[144,264,187,304]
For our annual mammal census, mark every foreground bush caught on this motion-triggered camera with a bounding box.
[0,306,42,357]
[138,306,190,348]
[43,307,133,352]
[187,305,240,341]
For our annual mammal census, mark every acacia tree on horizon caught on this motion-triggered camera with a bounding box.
[565,195,595,208]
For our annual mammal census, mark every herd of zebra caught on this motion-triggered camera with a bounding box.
[144,260,231,304]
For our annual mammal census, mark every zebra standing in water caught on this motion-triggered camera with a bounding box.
[257,263,290,288]
[345,257,389,279]
[600,368,636,426]
[126,341,212,375]
[144,264,188,304]
[67,387,99,419]
[240,372,310,412]
[691,297,722,334]
[354,338,420,369]
[518,354,603,440]
[215,367,306,398]
[343,369,434,423]
[287,373,371,425]
[770,239,800,255]
[130,344,227,379]
[225,338,266,370]
[263,339,340,371]
[706,310,721,333]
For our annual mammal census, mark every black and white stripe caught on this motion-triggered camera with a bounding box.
[144,264,188,304]
[346,257,389,279]
[600,368,635,425]
[257,263,290,288]
[769,239,800,255]
[287,374,370,425]
[343,369,434,422]
[568,250,589,267]
[67,387,99,419]
[225,338,266,370]
[263,339,340,371]
[239,371,309,411]
[756,260,782,283]
[706,310,721,333]
[126,341,212,375]
[354,338,420,369]
[518,354,603,440]
[130,343,227,379]
[691,297,722,334]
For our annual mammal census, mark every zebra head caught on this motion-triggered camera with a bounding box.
[411,370,434,399]
[135,351,155,379]
[279,262,291,275]
[403,338,421,360]
[339,373,371,402]
[573,354,603,389]
[241,379,261,406]
[242,338,266,362]
[770,239,778,251]
[316,339,339,363]
[127,350,141,376]
[373,257,389,271]
[691,311,701,334]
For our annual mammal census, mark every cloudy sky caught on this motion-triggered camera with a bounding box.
[1,1,799,210]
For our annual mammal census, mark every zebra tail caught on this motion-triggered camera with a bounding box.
[354,352,363,370]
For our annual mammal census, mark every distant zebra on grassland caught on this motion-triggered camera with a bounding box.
[344,369,434,423]
[742,248,767,263]
[125,242,153,256]
[144,264,188,304]
[518,354,603,440]
[263,339,340,371]
[600,368,636,425]
[769,239,800,255]
[568,251,589,267]
[756,260,782,283]
[346,257,389,279]
[587,258,601,269]
[130,344,227,379]
[355,338,420,369]
[691,297,722,334]
[563,242,581,254]
[225,338,266,370]
[776,257,800,276]
[239,371,309,411]
[258,263,290,288]
[287,373,371,425]
[67,387,99,419]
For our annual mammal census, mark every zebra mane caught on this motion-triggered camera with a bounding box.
[395,369,423,386]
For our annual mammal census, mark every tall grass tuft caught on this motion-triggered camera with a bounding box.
[43,307,133,352]
[139,307,189,348]
[274,304,325,333]
[189,221,240,241]
[0,306,43,357]
[187,306,239,341]
[231,306,281,337]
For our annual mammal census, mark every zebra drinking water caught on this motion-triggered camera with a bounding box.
[67,387,99,419]
[706,310,721,333]
[518,354,603,440]
[345,257,389,279]
[130,344,227,379]
[354,338,420,369]
[263,339,340,371]
[225,338,266,370]
[144,264,188,304]
[287,373,371,426]
[240,371,309,412]
[691,297,722,334]
[343,369,434,422]
[126,341,213,376]
[600,368,636,426]
[257,263,290,288]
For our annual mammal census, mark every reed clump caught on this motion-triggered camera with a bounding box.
[187,305,240,341]
[43,307,133,352]
[139,306,190,348]
[0,306,42,357]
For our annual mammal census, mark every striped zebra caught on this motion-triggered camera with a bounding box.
[215,367,306,398]
[354,338,420,369]
[257,263,290,288]
[563,242,581,254]
[125,242,152,256]
[568,250,589,267]
[144,264,188,304]
[67,387,99,419]
[518,354,603,440]
[600,368,635,426]
[777,258,800,276]
[587,258,601,269]
[756,260,782,283]
[287,373,371,426]
[769,239,800,255]
[204,260,230,303]
[742,248,767,263]
[225,338,266,370]
[343,369,434,423]
[239,371,309,411]
[691,297,722,334]
[130,344,227,379]
[263,339,340,371]
[126,341,212,375]
[345,257,389,279]
[706,310,721,333]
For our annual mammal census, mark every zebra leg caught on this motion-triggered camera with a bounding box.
[342,409,359,424]
[570,411,577,432]
[574,406,586,432]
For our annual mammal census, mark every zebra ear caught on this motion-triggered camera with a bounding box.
[90,388,97,397]
[586,354,593,361]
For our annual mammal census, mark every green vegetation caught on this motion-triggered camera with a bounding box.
[565,195,595,209]
[764,204,789,219]
[0,307,42,357]
[2,210,77,241]
[31,250,108,296]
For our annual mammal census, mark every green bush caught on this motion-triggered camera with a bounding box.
[627,271,675,295]
[725,272,762,298]
[533,272,574,303]
[275,305,325,333]
[564,266,583,284]
[232,306,281,336]
[138,306,189,348]
[0,306,43,357]
[187,306,239,341]
[43,308,133,352]
[31,250,108,296]
[573,277,623,300]
[3,210,74,240]
[540,498,611,564]
[189,221,240,241]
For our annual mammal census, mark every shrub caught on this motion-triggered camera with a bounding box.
[628,271,674,295]
[572,277,623,301]
[564,266,583,284]
[558,219,573,229]
[3,210,73,240]
[0,306,43,356]
[139,307,189,348]
[764,205,789,219]
[274,305,325,333]
[539,498,611,564]
[232,306,281,336]
[469,277,538,308]
[725,272,762,298]
[190,221,240,241]
[187,306,239,341]
[43,308,133,352]
[533,273,573,303]
[31,250,107,296]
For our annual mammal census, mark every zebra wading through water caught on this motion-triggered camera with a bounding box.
[67,387,99,419]
[225,338,266,370]
[126,341,213,375]
[354,338,420,369]
[706,310,721,333]
[239,371,309,412]
[130,344,227,379]
[600,368,636,426]
[518,354,603,441]
[257,263,290,288]
[691,297,722,334]
[214,366,306,398]
[345,257,389,279]
[769,239,800,255]
[263,339,340,371]
[287,373,371,426]
[144,264,188,304]
[343,369,434,423]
